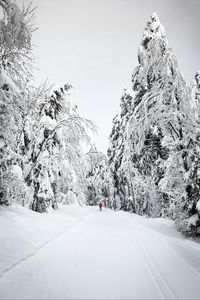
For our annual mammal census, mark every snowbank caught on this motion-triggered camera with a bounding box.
[0,204,90,277]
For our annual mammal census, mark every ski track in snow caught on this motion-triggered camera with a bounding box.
[0,207,200,299]
[135,233,176,299]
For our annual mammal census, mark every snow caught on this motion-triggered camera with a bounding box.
[143,12,166,41]
[196,200,200,213]
[0,69,21,94]
[40,114,57,130]
[10,165,23,180]
[188,213,199,226]
[0,205,90,277]
[0,206,200,299]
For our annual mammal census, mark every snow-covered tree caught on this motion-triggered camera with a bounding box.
[173,72,200,236]
[107,13,200,237]
[21,83,95,212]
[86,145,113,207]
[107,90,133,210]
[123,13,196,218]
[0,0,34,206]
[0,2,95,211]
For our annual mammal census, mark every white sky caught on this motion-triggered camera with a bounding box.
[23,0,200,154]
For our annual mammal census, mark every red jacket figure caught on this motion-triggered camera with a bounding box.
[99,201,103,211]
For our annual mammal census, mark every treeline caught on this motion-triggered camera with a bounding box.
[1,2,200,237]
[0,1,95,212]
[88,13,200,237]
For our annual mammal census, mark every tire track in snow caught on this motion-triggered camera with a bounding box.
[135,231,176,299]
[0,212,91,281]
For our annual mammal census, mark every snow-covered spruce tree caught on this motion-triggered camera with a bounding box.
[174,147,200,237]
[173,72,200,236]
[107,12,199,228]
[22,84,94,212]
[107,90,134,210]
[86,145,113,207]
[122,13,197,219]
[0,0,34,205]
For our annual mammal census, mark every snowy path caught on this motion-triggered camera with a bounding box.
[0,208,200,299]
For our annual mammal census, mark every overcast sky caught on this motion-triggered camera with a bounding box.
[24,0,200,154]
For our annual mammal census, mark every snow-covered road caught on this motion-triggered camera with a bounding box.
[0,207,200,299]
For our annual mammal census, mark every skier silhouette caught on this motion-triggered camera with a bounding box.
[99,201,103,211]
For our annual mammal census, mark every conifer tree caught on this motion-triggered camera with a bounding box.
[173,72,200,236]
[108,13,199,233]
[125,13,196,217]
[107,90,133,210]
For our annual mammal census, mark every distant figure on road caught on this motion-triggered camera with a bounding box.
[99,201,103,211]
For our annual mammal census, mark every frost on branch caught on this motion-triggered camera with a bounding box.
[0,0,32,50]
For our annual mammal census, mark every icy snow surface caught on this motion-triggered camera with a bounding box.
[0,206,200,299]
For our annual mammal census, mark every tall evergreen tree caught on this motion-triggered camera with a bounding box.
[124,13,196,217]
[173,72,200,236]
[107,90,133,210]
[107,12,200,237]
